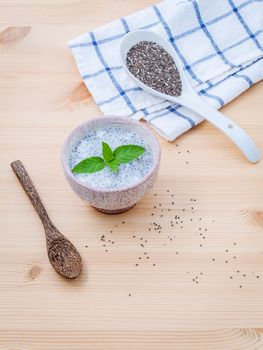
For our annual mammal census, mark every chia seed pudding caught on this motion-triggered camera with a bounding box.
[69,126,154,190]
[126,41,182,96]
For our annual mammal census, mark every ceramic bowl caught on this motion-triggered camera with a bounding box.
[61,116,161,214]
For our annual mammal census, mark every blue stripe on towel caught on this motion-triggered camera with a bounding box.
[204,56,262,90]
[97,87,142,106]
[167,106,196,127]
[191,0,235,68]
[228,0,263,50]
[82,66,122,80]
[189,29,263,68]
[69,21,159,49]
[121,18,130,33]
[149,105,195,127]
[191,0,253,86]
[90,31,137,113]
[174,0,255,41]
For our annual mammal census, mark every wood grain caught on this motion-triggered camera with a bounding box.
[1,329,263,349]
[0,0,263,348]
[0,26,31,45]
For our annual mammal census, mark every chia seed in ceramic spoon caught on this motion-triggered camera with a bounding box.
[126,41,182,97]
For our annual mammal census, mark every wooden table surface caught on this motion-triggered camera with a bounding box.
[0,0,263,349]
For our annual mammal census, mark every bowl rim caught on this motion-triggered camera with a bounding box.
[61,116,161,194]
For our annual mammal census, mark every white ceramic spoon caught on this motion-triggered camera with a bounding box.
[119,30,260,163]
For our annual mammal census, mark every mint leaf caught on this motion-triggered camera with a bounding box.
[102,142,114,162]
[72,156,105,174]
[71,142,146,175]
[113,145,145,164]
[106,158,119,173]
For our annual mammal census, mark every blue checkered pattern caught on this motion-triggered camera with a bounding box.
[69,0,263,141]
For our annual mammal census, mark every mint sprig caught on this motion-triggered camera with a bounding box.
[106,158,119,173]
[72,156,105,174]
[72,142,145,174]
[102,141,114,162]
[114,144,145,163]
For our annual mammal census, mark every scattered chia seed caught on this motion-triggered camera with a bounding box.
[93,190,261,291]
[126,41,182,96]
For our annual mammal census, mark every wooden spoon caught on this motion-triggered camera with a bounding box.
[11,160,82,279]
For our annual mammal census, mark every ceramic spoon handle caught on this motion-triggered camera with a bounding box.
[182,96,260,163]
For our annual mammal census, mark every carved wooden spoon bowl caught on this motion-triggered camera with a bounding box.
[11,160,82,279]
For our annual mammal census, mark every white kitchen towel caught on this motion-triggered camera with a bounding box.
[69,0,263,141]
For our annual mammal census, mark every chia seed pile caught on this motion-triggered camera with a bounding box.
[126,41,182,96]
[69,126,153,190]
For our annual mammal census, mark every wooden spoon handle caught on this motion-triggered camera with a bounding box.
[11,160,51,228]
